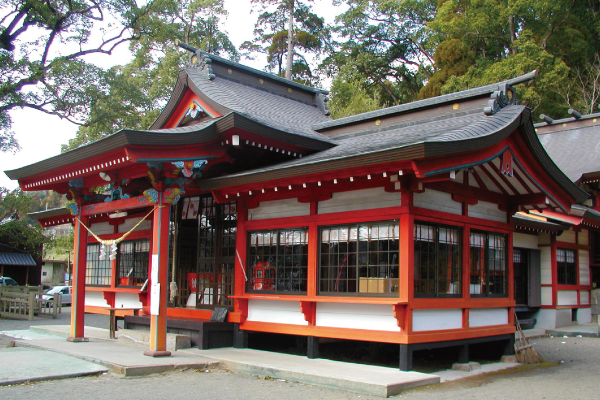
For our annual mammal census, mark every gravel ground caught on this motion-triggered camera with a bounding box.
[1,312,598,399]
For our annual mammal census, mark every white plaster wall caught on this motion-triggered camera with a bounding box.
[538,233,551,246]
[579,249,590,285]
[413,190,461,215]
[114,292,143,308]
[41,265,53,284]
[318,188,401,214]
[578,229,589,246]
[247,299,308,325]
[533,309,557,329]
[118,217,151,233]
[412,309,462,332]
[541,247,552,285]
[469,308,508,327]
[557,290,578,306]
[315,303,400,332]
[249,199,310,220]
[89,221,112,235]
[577,307,592,324]
[559,230,576,244]
[513,232,539,250]
[468,201,506,223]
[541,286,553,306]
[580,291,590,305]
[84,291,110,307]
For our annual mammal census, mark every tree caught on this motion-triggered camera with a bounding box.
[0,0,174,153]
[420,0,600,117]
[241,0,330,84]
[0,187,49,258]
[62,0,237,151]
[324,0,436,113]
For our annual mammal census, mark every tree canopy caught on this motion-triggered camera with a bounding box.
[3,0,600,151]
[241,0,330,85]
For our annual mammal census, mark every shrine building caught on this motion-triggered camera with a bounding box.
[5,49,590,370]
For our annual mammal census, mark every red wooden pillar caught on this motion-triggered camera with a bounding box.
[144,194,171,357]
[68,213,89,342]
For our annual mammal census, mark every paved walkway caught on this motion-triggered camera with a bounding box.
[1,322,596,396]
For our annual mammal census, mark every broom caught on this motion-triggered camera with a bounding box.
[514,311,544,364]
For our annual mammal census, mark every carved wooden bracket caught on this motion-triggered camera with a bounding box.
[300,301,316,325]
[103,291,116,308]
[393,303,406,330]
[235,298,249,324]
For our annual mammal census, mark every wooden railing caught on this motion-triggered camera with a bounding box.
[0,286,61,320]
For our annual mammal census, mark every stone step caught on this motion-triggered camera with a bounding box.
[117,328,191,351]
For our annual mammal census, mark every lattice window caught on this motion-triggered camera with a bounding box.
[470,231,507,297]
[557,248,577,285]
[319,221,399,296]
[85,243,112,286]
[414,223,461,297]
[118,239,150,287]
[248,228,309,293]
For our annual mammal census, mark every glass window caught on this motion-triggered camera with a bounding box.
[414,223,461,297]
[470,231,507,297]
[319,221,399,296]
[118,239,150,287]
[85,243,112,286]
[247,228,308,293]
[557,248,577,285]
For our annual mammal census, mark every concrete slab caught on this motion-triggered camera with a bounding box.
[4,325,219,377]
[546,323,599,338]
[0,347,107,386]
[184,347,440,397]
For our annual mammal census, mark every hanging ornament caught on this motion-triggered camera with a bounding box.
[109,242,118,260]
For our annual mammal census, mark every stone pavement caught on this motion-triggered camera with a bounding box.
[0,346,107,386]
[0,322,596,397]
[546,322,599,338]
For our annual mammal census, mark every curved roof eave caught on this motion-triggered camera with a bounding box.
[5,111,335,181]
[198,105,589,206]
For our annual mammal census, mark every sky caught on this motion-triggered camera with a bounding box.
[0,0,343,190]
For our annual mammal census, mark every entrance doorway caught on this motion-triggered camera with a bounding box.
[173,195,237,309]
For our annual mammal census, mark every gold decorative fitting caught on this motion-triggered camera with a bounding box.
[259,79,264,84]
[191,55,198,64]
[452,103,459,110]
[375,119,381,126]
[594,119,597,123]
[228,69,233,74]
[563,123,567,127]
[288,88,292,93]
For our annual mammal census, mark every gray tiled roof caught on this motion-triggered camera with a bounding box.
[185,68,333,144]
[208,105,523,180]
[0,253,36,266]
[537,124,600,182]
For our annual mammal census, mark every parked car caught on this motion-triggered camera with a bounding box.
[42,286,72,305]
[0,276,18,286]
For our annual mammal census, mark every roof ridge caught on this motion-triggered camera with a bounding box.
[313,71,538,132]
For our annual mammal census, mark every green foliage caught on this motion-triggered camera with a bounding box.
[442,34,571,115]
[0,0,165,152]
[0,220,47,258]
[324,0,437,112]
[328,76,388,119]
[44,228,74,261]
[241,0,329,84]
[419,0,600,117]
[0,188,55,257]
[63,0,237,151]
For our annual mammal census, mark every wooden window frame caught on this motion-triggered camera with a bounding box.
[414,222,462,298]
[318,220,400,297]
